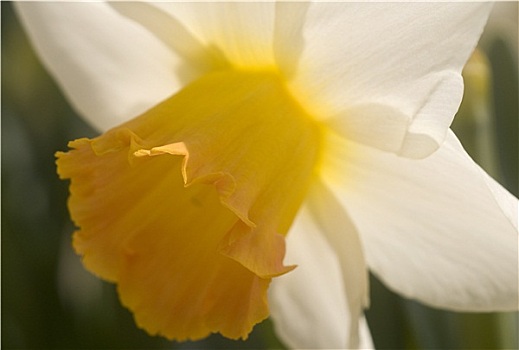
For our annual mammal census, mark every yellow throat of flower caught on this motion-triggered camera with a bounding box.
[56,69,323,340]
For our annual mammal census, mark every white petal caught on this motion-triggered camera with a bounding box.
[269,204,348,349]
[269,199,371,349]
[15,2,181,131]
[358,317,374,350]
[291,2,492,158]
[305,181,371,348]
[272,2,311,79]
[321,130,518,311]
[149,2,277,68]
[109,2,228,84]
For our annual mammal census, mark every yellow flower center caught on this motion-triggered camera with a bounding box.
[57,69,322,340]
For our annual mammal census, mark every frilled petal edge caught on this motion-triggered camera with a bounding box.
[56,68,323,341]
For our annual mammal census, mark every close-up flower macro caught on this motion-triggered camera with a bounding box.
[2,1,518,349]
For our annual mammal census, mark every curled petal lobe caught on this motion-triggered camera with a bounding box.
[56,69,322,340]
[292,2,492,158]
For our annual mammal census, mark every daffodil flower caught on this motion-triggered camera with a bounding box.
[16,2,518,349]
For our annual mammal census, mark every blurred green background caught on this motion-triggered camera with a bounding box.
[2,2,518,349]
